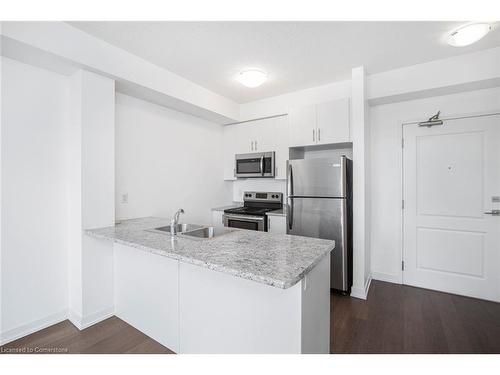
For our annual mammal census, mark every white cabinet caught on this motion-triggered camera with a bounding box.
[212,210,225,230]
[114,243,179,352]
[223,116,289,180]
[223,125,238,180]
[289,98,350,147]
[272,116,289,179]
[316,98,350,145]
[289,105,316,147]
[268,215,286,234]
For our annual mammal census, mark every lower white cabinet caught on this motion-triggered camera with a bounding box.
[268,215,286,234]
[114,243,179,352]
[211,210,224,230]
[113,239,330,353]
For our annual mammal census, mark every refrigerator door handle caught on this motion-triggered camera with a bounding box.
[287,163,294,230]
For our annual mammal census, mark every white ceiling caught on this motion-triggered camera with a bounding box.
[68,21,500,103]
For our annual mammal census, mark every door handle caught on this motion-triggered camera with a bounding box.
[484,210,500,216]
[287,163,294,231]
[287,163,294,197]
[318,128,321,142]
[312,129,315,142]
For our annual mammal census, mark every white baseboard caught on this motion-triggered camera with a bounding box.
[69,306,114,330]
[350,274,372,300]
[372,271,402,284]
[0,309,68,345]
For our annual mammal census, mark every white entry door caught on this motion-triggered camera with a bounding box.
[403,113,500,302]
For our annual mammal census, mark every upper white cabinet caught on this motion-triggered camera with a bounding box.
[289,98,350,147]
[272,116,289,179]
[316,98,350,144]
[223,125,239,180]
[289,105,316,147]
[223,116,289,180]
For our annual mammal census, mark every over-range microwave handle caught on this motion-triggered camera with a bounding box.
[260,155,264,176]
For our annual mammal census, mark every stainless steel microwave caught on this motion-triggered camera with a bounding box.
[235,152,275,178]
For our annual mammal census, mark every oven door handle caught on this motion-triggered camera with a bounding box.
[260,155,264,176]
[223,214,265,222]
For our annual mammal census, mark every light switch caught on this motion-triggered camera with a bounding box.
[121,193,128,204]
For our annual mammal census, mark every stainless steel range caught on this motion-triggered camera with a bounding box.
[223,192,283,232]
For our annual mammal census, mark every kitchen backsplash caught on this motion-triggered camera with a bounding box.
[232,179,286,202]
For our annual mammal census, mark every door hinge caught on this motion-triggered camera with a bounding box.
[402,199,405,209]
[401,138,404,148]
[402,261,405,271]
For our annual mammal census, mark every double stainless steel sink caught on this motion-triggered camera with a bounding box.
[149,223,232,240]
[154,223,203,234]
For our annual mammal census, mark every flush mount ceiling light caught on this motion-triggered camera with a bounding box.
[447,23,492,47]
[236,69,268,88]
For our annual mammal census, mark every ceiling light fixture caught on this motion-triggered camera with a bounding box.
[446,23,492,47]
[236,69,268,88]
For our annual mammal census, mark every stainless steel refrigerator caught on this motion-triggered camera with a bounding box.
[286,155,353,294]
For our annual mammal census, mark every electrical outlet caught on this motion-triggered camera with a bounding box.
[121,193,128,204]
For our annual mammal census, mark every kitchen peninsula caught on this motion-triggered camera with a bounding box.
[86,217,334,354]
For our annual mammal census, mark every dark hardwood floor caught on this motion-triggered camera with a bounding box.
[2,280,500,354]
[331,280,500,354]
[0,316,173,354]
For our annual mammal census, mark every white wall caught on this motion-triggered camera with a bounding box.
[1,57,69,342]
[1,21,240,124]
[0,28,4,339]
[115,93,232,225]
[370,86,500,284]
[239,79,351,121]
[350,67,371,299]
[68,70,115,329]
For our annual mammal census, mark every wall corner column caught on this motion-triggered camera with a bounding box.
[351,66,371,299]
[68,70,115,329]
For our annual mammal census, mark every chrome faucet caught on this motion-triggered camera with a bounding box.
[170,208,185,236]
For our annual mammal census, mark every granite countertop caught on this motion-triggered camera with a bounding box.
[86,217,334,289]
[267,208,286,217]
[211,203,242,211]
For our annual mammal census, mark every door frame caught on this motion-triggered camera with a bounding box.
[400,110,500,287]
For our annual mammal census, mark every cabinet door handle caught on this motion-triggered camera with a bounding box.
[318,128,321,142]
[255,140,258,150]
[313,129,315,142]
[251,141,254,151]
